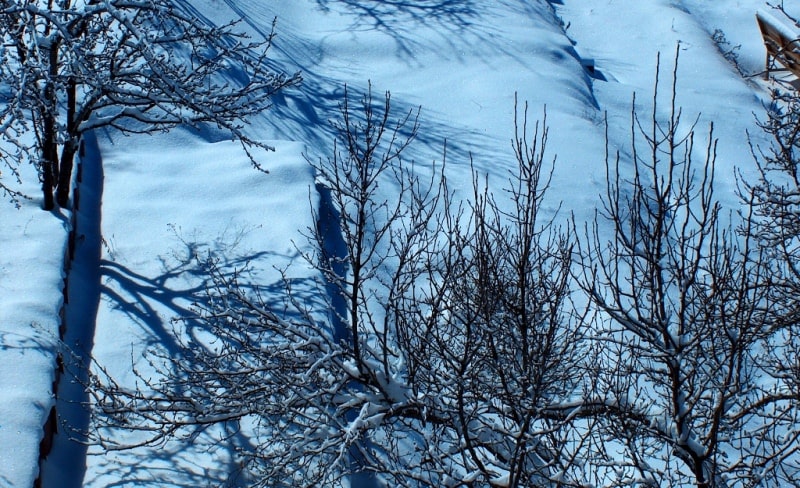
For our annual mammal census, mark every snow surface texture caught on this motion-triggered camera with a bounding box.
[0,0,787,486]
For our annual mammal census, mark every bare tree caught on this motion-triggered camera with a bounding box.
[741,74,800,488]
[72,46,800,485]
[389,99,590,487]
[0,0,299,209]
[575,50,797,487]
[746,88,800,302]
[83,86,590,487]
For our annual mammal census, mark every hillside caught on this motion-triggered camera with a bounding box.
[0,0,791,486]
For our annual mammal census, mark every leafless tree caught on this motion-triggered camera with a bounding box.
[388,98,591,487]
[83,86,591,487]
[73,43,800,484]
[740,74,800,488]
[575,50,798,487]
[0,0,299,209]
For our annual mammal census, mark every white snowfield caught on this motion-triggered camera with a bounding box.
[0,0,788,486]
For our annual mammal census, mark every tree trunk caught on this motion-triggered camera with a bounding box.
[56,139,78,208]
[42,160,55,211]
[42,86,58,210]
[42,32,60,210]
[56,77,78,208]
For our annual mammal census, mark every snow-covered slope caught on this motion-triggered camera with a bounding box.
[0,0,785,486]
[41,131,315,488]
[0,194,65,487]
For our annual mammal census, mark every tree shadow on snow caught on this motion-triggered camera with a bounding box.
[183,0,504,183]
[84,424,255,488]
[83,231,325,487]
[0,328,57,353]
[312,0,480,63]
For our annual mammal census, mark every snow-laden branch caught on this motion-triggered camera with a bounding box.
[0,0,299,208]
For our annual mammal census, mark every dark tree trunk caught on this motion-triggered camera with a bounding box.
[42,31,60,210]
[42,84,58,210]
[56,139,78,208]
[56,77,78,208]
[42,160,56,211]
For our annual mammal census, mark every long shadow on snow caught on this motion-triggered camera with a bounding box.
[310,0,506,68]
[163,0,594,190]
[169,0,524,192]
[316,0,479,63]
[40,130,104,488]
[269,0,596,177]
[97,246,312,352]
[40,155,282,486]
[98,255,218,355]
[88,242,317,487]
[210,0,503,174]
[309,0,598,109]
[84,421,256,488]
[315,182,383,488]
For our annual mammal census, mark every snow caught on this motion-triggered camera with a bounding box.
[0,0,793,486]
[0,202,64,486]
[757,9,800,49]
